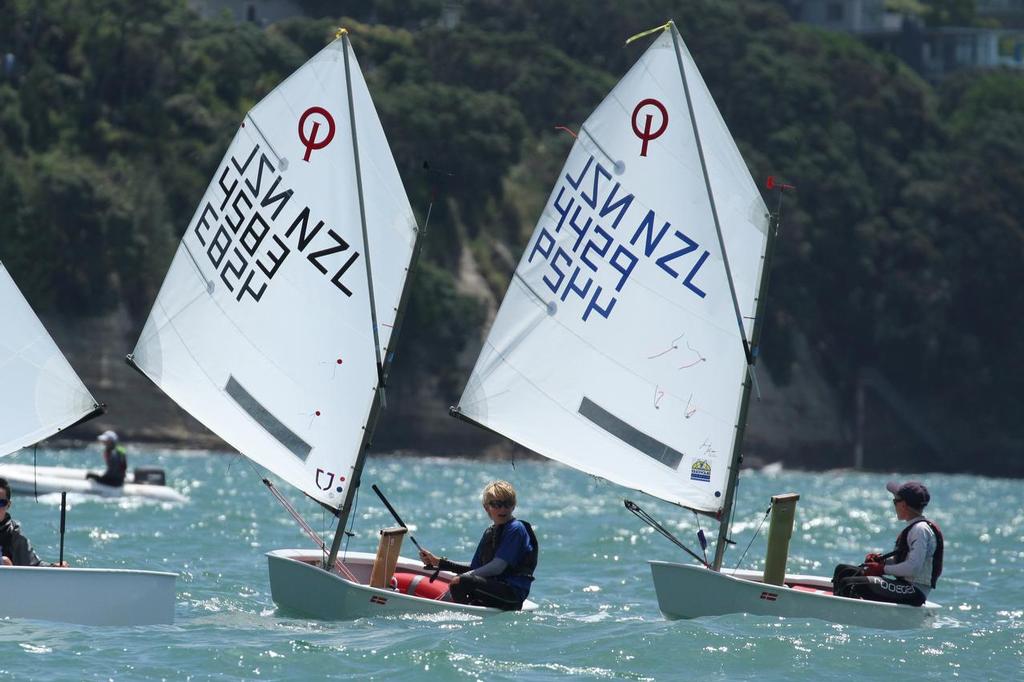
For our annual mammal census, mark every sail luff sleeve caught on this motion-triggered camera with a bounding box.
[342,32,385,385]
[669,23,752,365]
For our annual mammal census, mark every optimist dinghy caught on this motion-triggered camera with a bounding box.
[0,262,177,626]
[0,464,188,503]
[450,21,939,628]
[129,29,535,619]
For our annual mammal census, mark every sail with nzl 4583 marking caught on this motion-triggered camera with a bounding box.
[0,262,102,457]
[131,36,417,508]
[455,25,769,514]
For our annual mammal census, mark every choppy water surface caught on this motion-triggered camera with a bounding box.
[1,448,1021,680]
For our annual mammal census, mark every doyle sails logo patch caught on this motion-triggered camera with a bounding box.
[690,459,711,482]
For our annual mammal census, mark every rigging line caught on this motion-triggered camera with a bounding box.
[578,124,622,172]
[33,442,38,501]
[624,499,708,567]
[668,23,754,368]
[693,510,709,566]
[731,502,772,573]
[243,114,283,166]
[261,477,359,582]
[181,241,215,292]
[343,485,360,558]
[512,271,552,310]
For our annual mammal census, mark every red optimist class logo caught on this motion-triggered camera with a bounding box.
[298,106,336,161]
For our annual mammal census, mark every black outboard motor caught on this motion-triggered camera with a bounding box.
[133,467,166,486]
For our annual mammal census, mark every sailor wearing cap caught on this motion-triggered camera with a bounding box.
[85,431,128,488]
[831,480,944,606]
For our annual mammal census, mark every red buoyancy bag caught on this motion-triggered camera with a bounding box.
[390,572,448,600]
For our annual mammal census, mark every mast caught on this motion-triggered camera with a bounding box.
[326,30,422,570]
[665,23,777,570]
[710,204,779,569]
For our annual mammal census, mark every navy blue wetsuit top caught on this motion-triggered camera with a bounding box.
[470,519,534,600]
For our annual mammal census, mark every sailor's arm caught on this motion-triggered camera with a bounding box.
[466,557,508,578]
[418,548,471,574]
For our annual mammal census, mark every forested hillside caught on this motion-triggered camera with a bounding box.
[1,0,1021,473]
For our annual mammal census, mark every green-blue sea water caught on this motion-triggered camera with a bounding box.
[1,447,1022,681]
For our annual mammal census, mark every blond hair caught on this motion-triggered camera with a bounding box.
[482,480,516,507]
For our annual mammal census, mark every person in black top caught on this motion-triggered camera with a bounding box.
[832,481,943,606]
[0,477,67,567]
[419,480,538,610]
[86,430,127,487]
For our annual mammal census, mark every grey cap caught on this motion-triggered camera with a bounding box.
[886,480,930,510]
[97,430,118,444]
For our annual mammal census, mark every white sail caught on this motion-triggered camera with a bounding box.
[131,37,417,508]
[0,262,101,456]
[456,26,769,513]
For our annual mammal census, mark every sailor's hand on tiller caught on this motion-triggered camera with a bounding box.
[862,561,885,577]
[419,548,439,568]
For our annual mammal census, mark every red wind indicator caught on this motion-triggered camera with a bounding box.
[554,125,579,139]
[766,176,795,191]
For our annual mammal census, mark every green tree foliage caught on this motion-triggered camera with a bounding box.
[927,71,1024,452]
[0,0,1020,465]
[396,261,486,395]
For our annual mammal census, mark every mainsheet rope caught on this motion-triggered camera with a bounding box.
[731,503,772,573]
[624,499,708,567]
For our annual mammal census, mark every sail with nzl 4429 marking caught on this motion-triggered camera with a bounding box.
[131,35,418,508]
[455,25,770,514]
[0,262,102,457]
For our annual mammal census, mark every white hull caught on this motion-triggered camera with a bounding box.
[650,561,940,629]
[0,565,176,625]
[267,549,538,620]
[0,464,188,503]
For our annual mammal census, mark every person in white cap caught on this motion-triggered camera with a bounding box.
[86,431,128,488]
[831,480,944,606]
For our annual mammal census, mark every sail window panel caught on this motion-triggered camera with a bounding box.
[225,376,312,462]
[578,397,683,469]
[458,281,732,513]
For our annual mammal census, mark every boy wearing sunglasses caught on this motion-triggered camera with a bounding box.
[419,480,538,610]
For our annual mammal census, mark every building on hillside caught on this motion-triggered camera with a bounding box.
[786,0,893,33]
[978,0,1024,28]
[922,26,1024,76]
[786,0,1024,79]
